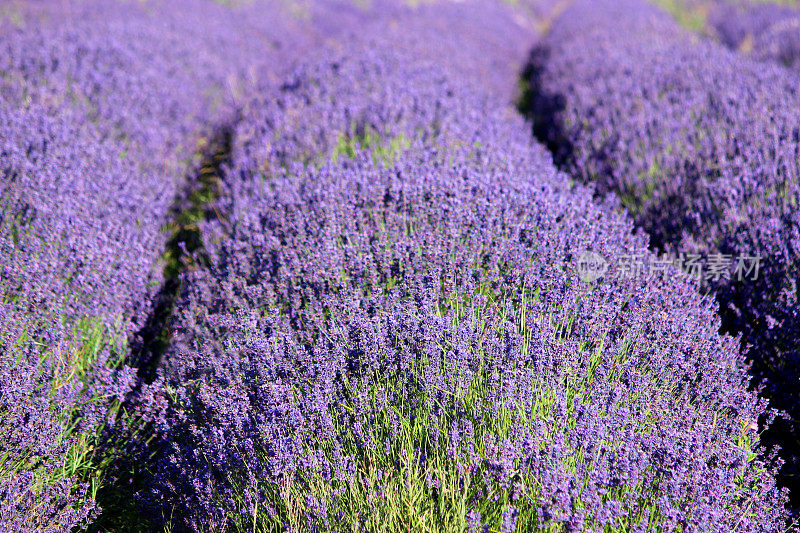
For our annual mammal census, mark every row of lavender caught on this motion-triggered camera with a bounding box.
[526,0,800,510]
[125,2,792,531]
[653,0,800,70]
[709,1,800,69]
[0,1,327,529]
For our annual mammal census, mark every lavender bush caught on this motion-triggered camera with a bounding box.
[0,0,318,528]
[525,0,800,508]
[141,21,788,530]
[0,77,147,533]
[708,2,800,69]
[651,0,800,69]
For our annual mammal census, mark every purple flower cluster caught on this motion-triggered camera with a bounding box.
[139,8,788,531]
[1,0,793,529]
[0,0,317,528]
[526,0,800,507]
[709,2,800,69]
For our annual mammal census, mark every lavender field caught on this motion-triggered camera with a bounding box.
[0,0,798,531]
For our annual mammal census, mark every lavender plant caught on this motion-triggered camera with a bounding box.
[709,2,800,69]
[650,0,800,66]
[0,0,318,528]
[525,0,800,509]
[0,100,143,531]
[142,31,788,531]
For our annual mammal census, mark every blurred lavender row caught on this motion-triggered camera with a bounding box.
[135,2,788,530]
[526,0,800,508]
[709,1,800,69]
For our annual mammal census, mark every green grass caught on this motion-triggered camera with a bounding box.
[652,0,710,32]
[0,1,25,28]
[332,126,413,166]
